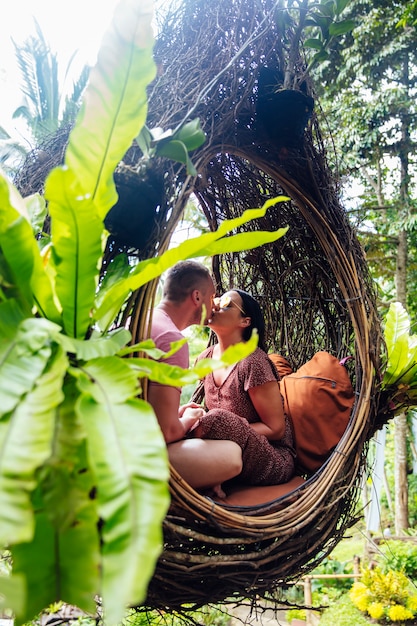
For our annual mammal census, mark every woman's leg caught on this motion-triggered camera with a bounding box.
[194,410,294,485]
[167,439,242,488]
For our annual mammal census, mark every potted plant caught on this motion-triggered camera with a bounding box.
[256,0,355,146]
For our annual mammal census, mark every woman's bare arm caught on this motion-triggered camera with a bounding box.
[248,380,286,440]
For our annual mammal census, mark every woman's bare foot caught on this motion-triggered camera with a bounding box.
[202,484,226,499]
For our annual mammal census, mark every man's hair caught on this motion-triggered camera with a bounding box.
[163,260,211,303]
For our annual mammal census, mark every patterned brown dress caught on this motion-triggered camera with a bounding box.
[194,346,295,486]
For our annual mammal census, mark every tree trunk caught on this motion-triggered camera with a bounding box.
[393,56,411,533]
[395,229,407,304]
[394,230,409,533]
[394,412,409,533]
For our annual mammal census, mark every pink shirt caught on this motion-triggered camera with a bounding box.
[149,308,189,393]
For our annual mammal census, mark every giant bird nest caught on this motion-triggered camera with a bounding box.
[14,0,388,612]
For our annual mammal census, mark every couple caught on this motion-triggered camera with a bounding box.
[147,260,295,495]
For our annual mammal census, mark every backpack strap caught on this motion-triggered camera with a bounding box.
[339,355,354,367]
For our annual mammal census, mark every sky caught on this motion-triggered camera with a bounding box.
[0,0,121,133]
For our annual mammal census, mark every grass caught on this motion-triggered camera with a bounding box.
[328,526,367,566]
[318,594,372,626]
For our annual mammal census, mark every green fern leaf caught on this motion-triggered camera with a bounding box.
[76,357,169,625]
[0,342,68,545]
[382,302,417,391]
[0,174,61,322]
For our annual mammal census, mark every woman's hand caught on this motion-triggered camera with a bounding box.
[179,404,206,436]
[182,406,205,420]
[179,402,204,417]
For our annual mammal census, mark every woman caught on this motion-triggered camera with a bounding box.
[190,289,295,489]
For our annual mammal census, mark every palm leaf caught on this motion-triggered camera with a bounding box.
[64,0,156,218]
[12,19,61,140]
[0,173,61,322]
[0,127,11,140]
[61,64,90,126]
[12,44,42,120]
[11,381,99,622]
[45,167,103,339]
[0,342,68,546]
[75,357,169,624]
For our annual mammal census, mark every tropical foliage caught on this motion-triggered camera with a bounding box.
[267,0,355,89]
[380,539,417,581]
[312,0,417,314]
[310,0,417,534]
[381,302,417,415]
[302,0,355,81]
[350,567,417,623]
[0,1,289,623]
[12,18,90,143]
[0,18,90,177]
[0,127,27,178]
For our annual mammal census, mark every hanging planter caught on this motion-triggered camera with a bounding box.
[256,66,314,146]
[104,164,165,250]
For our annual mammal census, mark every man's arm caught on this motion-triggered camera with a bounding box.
[147,384,200,443]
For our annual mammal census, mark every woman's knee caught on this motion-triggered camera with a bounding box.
[195,439,242,481]
[167,439,242,487]
[221,441,243,478]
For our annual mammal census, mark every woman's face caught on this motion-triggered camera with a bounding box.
[208,290,248,332]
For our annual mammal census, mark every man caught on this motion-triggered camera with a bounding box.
[148,260,242,491]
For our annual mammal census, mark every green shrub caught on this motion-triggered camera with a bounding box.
[380,539,417,582]
[311,557,353,601]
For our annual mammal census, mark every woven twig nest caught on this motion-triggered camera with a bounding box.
[143,158,381,608]
[13,0,387,611]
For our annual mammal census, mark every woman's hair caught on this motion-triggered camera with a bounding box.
[234,289,267,352]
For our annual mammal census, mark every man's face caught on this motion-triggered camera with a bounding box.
[200,276,216,325]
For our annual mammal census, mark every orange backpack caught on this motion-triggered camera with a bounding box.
[269,351,355,475]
